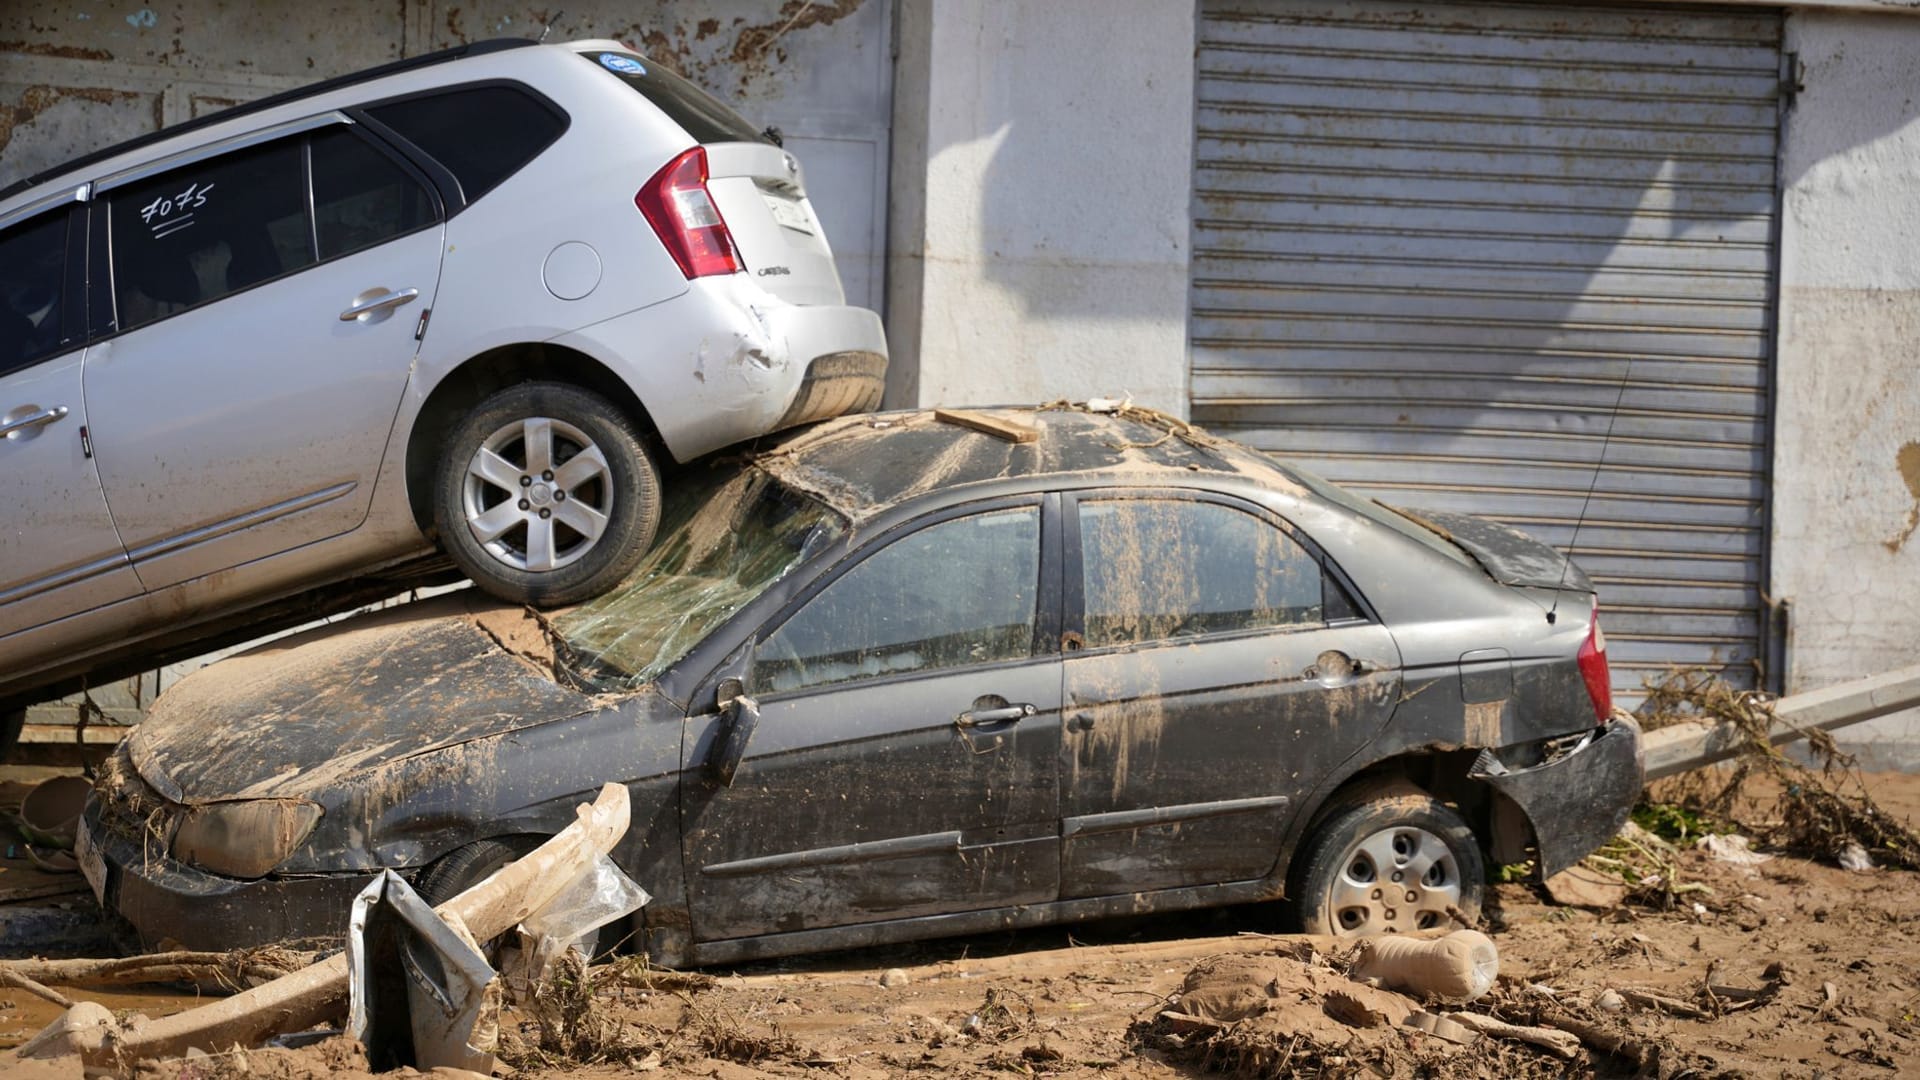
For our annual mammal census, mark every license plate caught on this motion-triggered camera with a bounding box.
[762,194,814,235]
[75,821,108,906]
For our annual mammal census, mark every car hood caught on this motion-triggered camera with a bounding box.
[1388,507,1594,593]
[128,591,597,803]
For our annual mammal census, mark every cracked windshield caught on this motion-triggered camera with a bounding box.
[554,464,845,689]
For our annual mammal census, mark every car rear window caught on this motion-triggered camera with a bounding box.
[582,50,770,145]
[366,84,566,203]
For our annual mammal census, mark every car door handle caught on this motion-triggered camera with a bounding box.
[954,703,1036,729]
[0,405,69,439]
[338,288,420,321]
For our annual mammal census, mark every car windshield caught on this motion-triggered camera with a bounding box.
[554,463,845,689]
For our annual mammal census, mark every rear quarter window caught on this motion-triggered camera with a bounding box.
[582,51,769,145]
[366,84,566,204]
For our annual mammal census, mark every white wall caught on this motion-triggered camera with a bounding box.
[1773,9,1920,766]
[885,0,1195,418]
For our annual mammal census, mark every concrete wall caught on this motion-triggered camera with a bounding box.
[1772,9,1920,766]
[884,0,1195,418]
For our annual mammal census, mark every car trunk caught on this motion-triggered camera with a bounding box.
[1387,506,1595,593]
[705,142,846,307]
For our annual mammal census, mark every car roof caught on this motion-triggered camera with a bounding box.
[0,38,538,207]
[750,406,1308,522]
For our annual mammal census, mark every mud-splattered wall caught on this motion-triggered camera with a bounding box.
[1773,9,1920,767]
[0,1,891,309]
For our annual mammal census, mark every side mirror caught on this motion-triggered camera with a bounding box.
[706,678,759,788]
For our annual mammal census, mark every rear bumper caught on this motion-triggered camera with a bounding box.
[1472,714,1644,877]
[553,276,889,462]
[82,805,374,950]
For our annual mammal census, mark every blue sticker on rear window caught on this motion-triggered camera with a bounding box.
[599,53,645,76]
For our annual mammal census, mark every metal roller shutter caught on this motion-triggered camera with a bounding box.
[1189,0,1783,698]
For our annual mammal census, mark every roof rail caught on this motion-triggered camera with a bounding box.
[0,38,537,204]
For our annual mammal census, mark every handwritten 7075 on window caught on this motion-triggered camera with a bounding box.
[140,181,215,240]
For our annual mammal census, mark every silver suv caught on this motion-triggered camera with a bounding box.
[0,38,887,731]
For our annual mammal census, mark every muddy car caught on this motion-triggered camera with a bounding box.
[78,406,1641,962]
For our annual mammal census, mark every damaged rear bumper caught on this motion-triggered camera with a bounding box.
[82,805,376,950]
[551,276,888,463]
[1472,714,1644,878]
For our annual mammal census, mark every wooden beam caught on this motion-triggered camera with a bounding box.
[933,408,1039,444]
[1642,663,1920,781]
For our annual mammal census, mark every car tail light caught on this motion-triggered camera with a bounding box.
[1577,598,1612,722]
[636,146,741,279]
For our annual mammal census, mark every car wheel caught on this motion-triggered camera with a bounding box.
[1291,792,1485,936]
[0,707,24,764]
[433,382,660,608]
[413,836,624,961]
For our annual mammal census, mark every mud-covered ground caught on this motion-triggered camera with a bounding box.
[6,771,1920,1078]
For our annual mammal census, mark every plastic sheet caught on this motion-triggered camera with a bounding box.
[519,853,652,976]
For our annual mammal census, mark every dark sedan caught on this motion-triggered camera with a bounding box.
[79,405,1641,962]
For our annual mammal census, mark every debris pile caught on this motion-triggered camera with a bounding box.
[1136,933,1723,1079]
[1640,669,1920,870]
[5,783,635,1077]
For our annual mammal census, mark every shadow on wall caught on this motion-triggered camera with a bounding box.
[938,2,1194,325]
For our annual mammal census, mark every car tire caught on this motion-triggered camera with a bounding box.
[1291,792,1485,937]
[433,381,661,608]
[413,836,625,961]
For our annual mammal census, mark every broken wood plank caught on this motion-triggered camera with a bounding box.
[1445,1011,1581,1058]
[0,950,314,990]
[1619,987,1710,1019]
[0,968,73,1009]
[1643,662,1920,781]
[933,408,1039,444]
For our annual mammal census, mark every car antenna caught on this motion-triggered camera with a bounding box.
[539,9,564,42]
[1546,355,1634,625]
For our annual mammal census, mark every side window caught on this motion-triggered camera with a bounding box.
[367,85,564,203]
[310,127,435,260]
[0,211,68,374]
[110,140,312,332]
[751,508,1041,696]
[1078,499,1328,647]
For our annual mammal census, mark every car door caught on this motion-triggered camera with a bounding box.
[83,119,444,592]
[1058,490,1402,900]
[680,497,1064,944]
[0,203,142,642]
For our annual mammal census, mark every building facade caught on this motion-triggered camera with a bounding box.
[4,0,1917,761]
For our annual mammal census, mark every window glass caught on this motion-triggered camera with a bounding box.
[368,85,563,203]
[110,140,312,331]
[752,508,1041,696]
[0,212,67,373]
[557,467,846,690]
[310,127,435,260]
[583,51,769,145]
[1079,499,1324,646]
